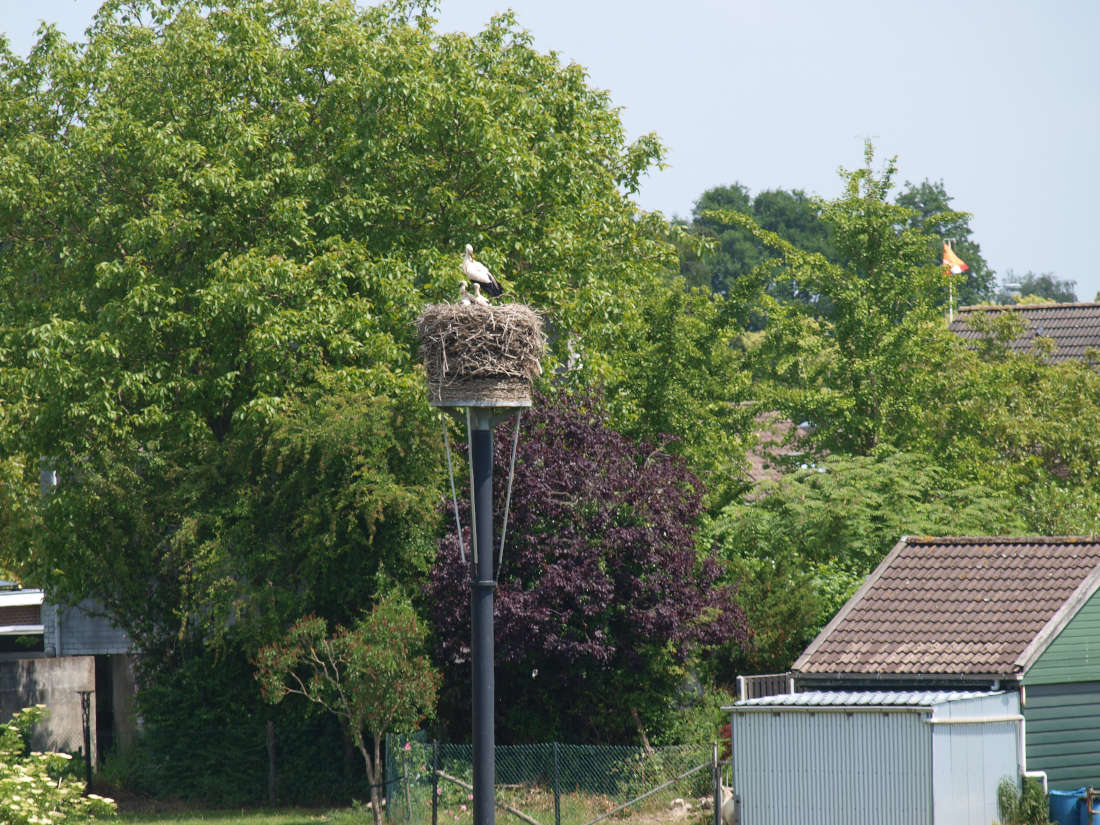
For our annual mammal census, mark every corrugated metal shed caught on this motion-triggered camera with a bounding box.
[727,690,1021,825]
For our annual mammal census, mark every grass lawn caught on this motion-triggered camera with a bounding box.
[119,809,368,825]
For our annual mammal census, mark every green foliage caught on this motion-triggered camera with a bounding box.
[603,284,755,506]
[0,0,679,660]
[256,593,440,825]
[997,271,1077,304]
[651,684,736,747]
[113,649,367,806]
[706,144,954,456]
[686,184,833,304]
[896,178,995,306]
[704,450,1026,674]
[996,776,1052,825]
[0,705,117,825]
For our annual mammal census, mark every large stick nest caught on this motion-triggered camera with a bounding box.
[416,303,544,399]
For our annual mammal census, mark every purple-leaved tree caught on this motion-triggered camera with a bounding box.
[427,387,744,743]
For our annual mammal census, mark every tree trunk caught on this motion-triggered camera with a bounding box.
[356,732,383,825]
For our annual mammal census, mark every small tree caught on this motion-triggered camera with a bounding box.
[255,594,440,825]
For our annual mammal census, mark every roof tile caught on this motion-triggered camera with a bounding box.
[795,537,1100,676]
[950,303,1100,363]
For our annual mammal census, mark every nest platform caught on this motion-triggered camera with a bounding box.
[416,302,544,407]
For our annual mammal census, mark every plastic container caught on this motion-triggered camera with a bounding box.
[1050,788,1085,825]
[1084,789,1100,825]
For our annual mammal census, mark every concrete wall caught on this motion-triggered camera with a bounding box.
[0,656,95,754]
[107,654,139,752]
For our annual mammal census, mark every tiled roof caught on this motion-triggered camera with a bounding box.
[950,302,1100,363]
[745,412,814,485]
[794,537,1100,677]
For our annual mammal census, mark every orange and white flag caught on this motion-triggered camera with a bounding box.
[942,240,969,275]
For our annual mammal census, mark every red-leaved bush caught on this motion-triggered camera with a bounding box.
[427,386,744,742]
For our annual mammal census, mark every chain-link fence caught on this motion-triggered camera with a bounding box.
[384,737,717,825]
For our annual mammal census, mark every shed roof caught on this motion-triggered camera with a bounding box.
[730,689,1001,709]
[794,537,1100,679]
[950,302,1100,363]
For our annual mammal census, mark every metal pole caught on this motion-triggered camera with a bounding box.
[553,742,561,825]
[470,408,496,825]
[712,742,720,825]
[432,740,440,825]
[78,690,93,787]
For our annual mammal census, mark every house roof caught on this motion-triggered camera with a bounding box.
[949,302,1100,363]
[745,411,814,485]
[793,536,1100,679]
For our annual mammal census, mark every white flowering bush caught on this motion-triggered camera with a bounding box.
[0,705,117,825]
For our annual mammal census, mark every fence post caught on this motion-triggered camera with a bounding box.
[552,742,561,825]
[712,742,721,825]
[404,744,413,821]
[266,720,276,806]
[432,740,439,825]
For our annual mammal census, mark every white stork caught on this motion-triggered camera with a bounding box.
[462,244,502,297]
[457,282,472,305]
[471,282,490,306]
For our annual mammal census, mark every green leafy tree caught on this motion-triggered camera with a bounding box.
[704,450,1026,675]
[603,284,756,506]
[904,338,1100,527]
[255,594,439,825]
[896,179,995,306]
[711,144,955,455]
[686,184,833,309]
[0,0,673,656]
[996,270,1078,304]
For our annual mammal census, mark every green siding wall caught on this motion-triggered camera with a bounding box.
[1025,587,1100,686]
[1025,682,1100,789]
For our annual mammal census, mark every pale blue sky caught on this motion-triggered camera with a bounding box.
[4,0,1098,300]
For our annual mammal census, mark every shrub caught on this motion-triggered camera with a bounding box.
[0,705,117,824]
[997,776,1052,825]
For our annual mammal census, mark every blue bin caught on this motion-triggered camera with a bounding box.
[1084,790,1100,825]
[1050,788,1085,825]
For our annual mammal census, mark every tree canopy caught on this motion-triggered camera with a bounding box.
[995,270,1079,304]
[0,0,679,658]
[896,178,995,306]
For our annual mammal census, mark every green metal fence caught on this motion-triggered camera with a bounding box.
[384,738,714,825]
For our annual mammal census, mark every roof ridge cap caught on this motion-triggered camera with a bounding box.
[957,302,1100,312]
[905,535,1100,545]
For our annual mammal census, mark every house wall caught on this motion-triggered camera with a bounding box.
[1024,587,1100,685]
[42,601,131,656]
[0,656,96,754]
[1024,681,1100,790]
